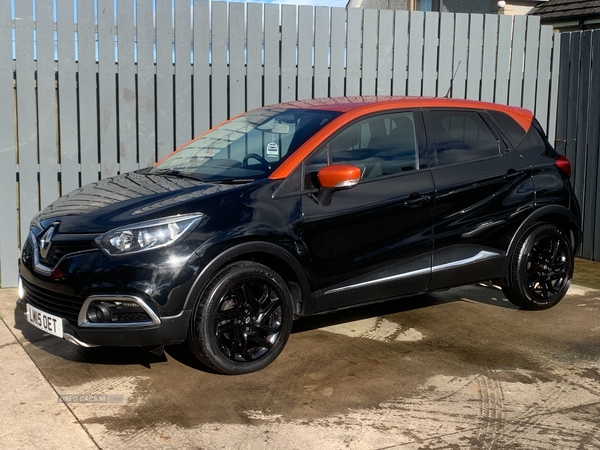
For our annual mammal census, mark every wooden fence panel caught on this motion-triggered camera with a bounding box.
[2,1,574,286]
[36,0,59,208]
[298,6,314,100]
[466,14,483,101]
[263,4,279,105]
[361,9,378,95]
[508,16,526,106]
[156,0,175,158]
[118,0,138,173]
[407,11,424,96]
[229,2,246,117]
[345,8,362,96]
[590,32,600,261]
[314,6,330,99]
[175,0,193,147]
[522,15,541,112]
[564,33,580,181]
[574,31,592,211]
[495,15,512,104]
[451,14,468,98]
[281,5,297,102]
[554,30,600,261]
[376,9,393,96]
[421,12,438,97]
[137,0,157,167]
[0,0,19,286]
[98,0,118,178]
[330,7,346,97]
[480,15,498,103]
[78,0,99,184]
[56,0,79,196]
[547,32,561,143]
[15,0,39,246]
[535,25,553,131]
[437,12,453,97]
[246,3,263,111]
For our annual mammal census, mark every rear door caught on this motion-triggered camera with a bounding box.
[299,111,436,312]
[423,109,534,289]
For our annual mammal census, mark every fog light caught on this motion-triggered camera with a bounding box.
[86,303,113,323]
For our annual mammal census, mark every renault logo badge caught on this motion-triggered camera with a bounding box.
[39,225,57,259]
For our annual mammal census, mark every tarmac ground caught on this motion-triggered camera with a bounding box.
[1,258,599,449]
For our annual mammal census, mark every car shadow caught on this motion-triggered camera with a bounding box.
[293,282,518,333]
[11,282,517,371]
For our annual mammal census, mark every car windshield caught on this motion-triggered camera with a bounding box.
[152,108,341,182]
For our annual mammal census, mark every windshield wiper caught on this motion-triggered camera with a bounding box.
[215,178,256,184]
[150,169,206,181]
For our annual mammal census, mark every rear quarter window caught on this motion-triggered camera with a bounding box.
[426,110,500,167]
[488,110,528,148]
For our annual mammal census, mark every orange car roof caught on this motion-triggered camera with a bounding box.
[269,96,534,179]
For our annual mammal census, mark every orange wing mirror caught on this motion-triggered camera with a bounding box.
[315,164,361,206]
[317,164,361,190]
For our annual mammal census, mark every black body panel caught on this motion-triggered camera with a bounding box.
[300,171,435,311]
[17,101,581,353]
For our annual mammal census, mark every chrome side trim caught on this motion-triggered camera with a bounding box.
[324,250,502,296]
[461,220,507,238]
[325,268,430,295]
[431,250,501,273]
[77,295,161,327]
[64,333,100,348]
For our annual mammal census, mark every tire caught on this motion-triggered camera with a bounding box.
[188,261,293,374]
[502,222,573,310]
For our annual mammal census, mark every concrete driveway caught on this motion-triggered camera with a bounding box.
[1,273,599,449]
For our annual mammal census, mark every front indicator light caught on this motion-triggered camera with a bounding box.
[18,276,25,300]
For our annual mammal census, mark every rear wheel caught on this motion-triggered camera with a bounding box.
[189,262,293,374]
[502,223,573,310]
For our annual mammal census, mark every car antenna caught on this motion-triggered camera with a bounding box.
[444,60,461,98]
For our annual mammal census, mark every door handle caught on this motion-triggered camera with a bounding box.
[504,168,520,179]
[403,194,431,207]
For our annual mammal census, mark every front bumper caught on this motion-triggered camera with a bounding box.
[17,296,191,347]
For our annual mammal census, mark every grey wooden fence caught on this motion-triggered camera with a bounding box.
[0,0,561,287]
[555,29,600,262]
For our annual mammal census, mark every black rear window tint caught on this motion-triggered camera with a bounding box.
[427,110,500,166]
[488,110,527,148]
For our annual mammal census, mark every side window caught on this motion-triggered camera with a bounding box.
[488,110,527,148]
[327,112,420,180]
[427,110,500,166]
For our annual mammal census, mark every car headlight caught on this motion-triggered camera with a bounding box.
[95,213,204,256]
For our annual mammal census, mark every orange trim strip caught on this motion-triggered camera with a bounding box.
[269,99,533,179]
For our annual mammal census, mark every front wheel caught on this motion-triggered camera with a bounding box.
[502,223,574,310]
[189,262,293,374]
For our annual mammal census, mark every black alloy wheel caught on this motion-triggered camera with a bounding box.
[502,223,573,310]
[189,261,293,374]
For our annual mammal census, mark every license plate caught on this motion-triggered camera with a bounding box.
[26,304,64,338]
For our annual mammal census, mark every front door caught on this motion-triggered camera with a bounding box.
[299,111,436,312]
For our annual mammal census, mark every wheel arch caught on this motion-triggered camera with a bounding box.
[183,241,313,317]
[502,205,581,277]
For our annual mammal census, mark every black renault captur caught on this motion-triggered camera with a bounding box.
[18,97,581,374]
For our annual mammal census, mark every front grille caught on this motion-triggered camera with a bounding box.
[22,278,83,323]
[40,241,96,267]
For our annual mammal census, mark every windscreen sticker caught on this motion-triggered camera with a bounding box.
[266,142,279,158]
